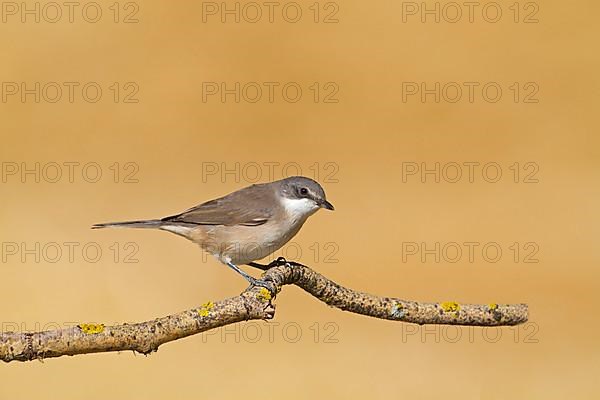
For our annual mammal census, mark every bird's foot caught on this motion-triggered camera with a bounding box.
[247,256,290,271]
[269,256,289,268]
[245,277,277,299]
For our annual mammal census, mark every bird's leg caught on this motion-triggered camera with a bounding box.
[226,261,276,293]
[225,261,260,283]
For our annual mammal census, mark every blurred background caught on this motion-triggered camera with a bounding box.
[0,1,598,398]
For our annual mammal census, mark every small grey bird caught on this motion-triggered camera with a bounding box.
[92,176,334,289]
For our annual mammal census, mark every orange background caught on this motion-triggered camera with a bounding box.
[1,1,598,398]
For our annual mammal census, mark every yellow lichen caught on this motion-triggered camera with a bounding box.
[257,287,272,302]
[440,301,460,313]
[488,303,498,311]
[198,301,215,317]
[391,303,405,318]
[78,323,105,334]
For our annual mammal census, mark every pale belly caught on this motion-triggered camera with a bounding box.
[199,219,307,265]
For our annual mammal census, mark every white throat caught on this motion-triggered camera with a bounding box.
[281,197,319,222]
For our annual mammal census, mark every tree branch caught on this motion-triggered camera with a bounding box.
[0,262,528,363]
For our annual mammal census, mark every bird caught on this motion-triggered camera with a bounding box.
[92,176,334,289]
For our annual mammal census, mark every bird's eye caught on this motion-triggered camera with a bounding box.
[299,187,308,196]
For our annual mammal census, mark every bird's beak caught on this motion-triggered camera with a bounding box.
[320,199,335,211]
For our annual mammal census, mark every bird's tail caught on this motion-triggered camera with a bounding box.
[91,219,163,229]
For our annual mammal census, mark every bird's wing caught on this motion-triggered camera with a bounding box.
[161,184,274,227]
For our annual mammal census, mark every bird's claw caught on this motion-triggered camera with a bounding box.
[247,277,277,296]
[269,256,289,268]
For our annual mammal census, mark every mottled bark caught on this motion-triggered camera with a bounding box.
[0,262,527,363]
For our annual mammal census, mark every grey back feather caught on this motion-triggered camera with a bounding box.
[161,182,276,226]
